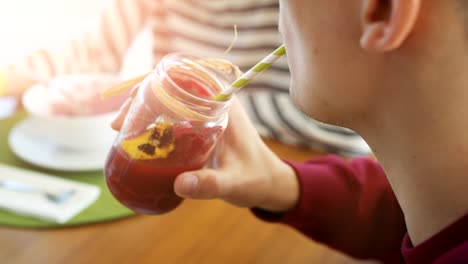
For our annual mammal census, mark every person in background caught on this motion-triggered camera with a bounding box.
[0,0,370,156]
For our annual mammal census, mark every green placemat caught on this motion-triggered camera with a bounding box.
[0,112,135,228]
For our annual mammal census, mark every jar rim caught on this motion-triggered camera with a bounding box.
[153,52,238,119]
[156,52,235,107]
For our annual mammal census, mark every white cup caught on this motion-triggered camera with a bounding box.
[22,75,125,152]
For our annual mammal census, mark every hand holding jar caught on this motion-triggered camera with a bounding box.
[105,53,241,214]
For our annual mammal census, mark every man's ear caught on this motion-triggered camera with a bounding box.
[360,0,421,52]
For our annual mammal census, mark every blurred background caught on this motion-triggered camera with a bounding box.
[0,0,149,117]
[0,0,151,81]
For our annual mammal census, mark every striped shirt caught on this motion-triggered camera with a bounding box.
[11,0,370,156]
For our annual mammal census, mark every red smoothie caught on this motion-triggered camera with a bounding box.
[105,73,224,214]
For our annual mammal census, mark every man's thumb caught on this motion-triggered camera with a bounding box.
[174,169,228,200]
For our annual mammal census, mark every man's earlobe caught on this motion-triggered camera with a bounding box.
[360,0,421,52]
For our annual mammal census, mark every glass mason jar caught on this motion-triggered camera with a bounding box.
[104,53,239,214]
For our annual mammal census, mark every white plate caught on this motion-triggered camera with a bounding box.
[8,118,111,172]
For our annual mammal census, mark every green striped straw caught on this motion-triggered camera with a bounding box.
[213,44,286,101]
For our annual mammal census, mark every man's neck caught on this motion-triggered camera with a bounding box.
[358,75,468,246]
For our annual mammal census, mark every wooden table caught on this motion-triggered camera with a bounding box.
[0,139,373,264]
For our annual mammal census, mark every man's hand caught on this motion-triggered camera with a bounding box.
[173,99,300,212]
[111,88,300,212]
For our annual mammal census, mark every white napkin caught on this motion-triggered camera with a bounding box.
[0,164,101,224]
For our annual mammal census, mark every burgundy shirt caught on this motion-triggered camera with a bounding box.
[252,155,468,263]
